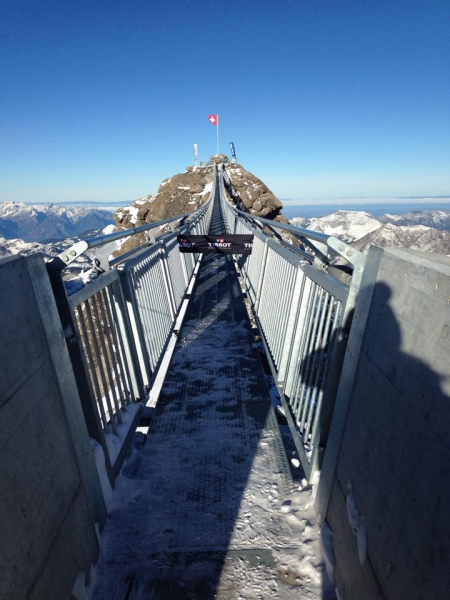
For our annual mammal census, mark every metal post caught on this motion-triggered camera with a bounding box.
[45,258,113,476]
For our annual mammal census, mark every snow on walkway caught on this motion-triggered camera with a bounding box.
[87,186,334,600]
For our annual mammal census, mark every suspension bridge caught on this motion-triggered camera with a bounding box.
[1,165,449,600]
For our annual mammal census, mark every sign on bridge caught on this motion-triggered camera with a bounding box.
[177,234,253,254]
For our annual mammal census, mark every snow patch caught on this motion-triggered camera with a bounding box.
[320,520,335,584]
[199,182,213,196]
[102,224,116,235]
[346,482,367,564]
[64,269,98,296]
[128,206,139,225]
[104,402,141,466]
[90,439,114,510]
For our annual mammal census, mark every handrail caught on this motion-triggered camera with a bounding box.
[221,173,365,269]
[55,213,189,268]
[85,214,190,248]
[54,198,213,269]
[219,171,366,479]
[46,173,216,484]
[234,207,330,244]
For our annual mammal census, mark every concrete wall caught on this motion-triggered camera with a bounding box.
[0,254,106,600]
[318,247,450,600]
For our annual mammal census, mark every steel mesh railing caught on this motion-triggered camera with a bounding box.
[220,172,365,479]
[49,166,362,482]
[48,179,214,482]
[69,271,139,438]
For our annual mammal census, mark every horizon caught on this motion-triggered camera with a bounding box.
[1,1,449,204]
[2,194,450,207]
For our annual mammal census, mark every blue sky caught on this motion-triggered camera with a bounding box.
[1,0,449,204]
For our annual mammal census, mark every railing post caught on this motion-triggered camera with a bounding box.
[254,241,269,314]
[159,241,177,319]
[110,277,146,402]
[45,258,114,475]
[314,247,367,455]
[117,265,153,389]
[277,266,306,385]
[283,274,313,400]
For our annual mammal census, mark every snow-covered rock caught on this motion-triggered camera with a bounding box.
[224,164,284,221]
[290,209,450,255]
[380,209,450,230]
[354,222,450,254]
[64,269,98,296]
[291,210,383,243]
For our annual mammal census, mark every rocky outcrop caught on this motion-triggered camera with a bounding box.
[114,165,215,230]
[112,164,216,254]
[112,156,288,255]
[223,164,286,223]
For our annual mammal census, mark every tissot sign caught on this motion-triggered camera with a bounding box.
[177,234,253,254]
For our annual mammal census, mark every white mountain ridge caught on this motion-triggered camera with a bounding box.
[290,210,450,255]
[0,201,114,242]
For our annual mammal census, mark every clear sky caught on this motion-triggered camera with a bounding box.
[1,0,449,204]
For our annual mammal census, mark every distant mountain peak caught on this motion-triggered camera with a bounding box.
[291,208,450,255]
[0,202,114,243]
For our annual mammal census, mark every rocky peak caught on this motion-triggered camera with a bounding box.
[223,163,285,222]
[114,164,215,232]
[209,154,229,165]
[112,157,287,254]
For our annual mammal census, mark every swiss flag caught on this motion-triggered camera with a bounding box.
[208,114,218,125]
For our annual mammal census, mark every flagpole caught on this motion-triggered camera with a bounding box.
[217,114,219,155]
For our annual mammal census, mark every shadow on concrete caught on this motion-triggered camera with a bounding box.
[316,280,450,599]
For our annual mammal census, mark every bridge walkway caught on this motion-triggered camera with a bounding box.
[89,184,327,598]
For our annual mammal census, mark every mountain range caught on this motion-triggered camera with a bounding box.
[291,210,450,255]
[2,167,450,265]
[0,201,114,242]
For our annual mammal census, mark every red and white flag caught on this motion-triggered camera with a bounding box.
[207,114,218,125]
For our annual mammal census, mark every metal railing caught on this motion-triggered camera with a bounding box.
[47,181,215,483]
[220,172,366,479]
[116,205,211,388]
[47,166,364,483]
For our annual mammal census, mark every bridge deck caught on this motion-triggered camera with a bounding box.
[88,189,329,599]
